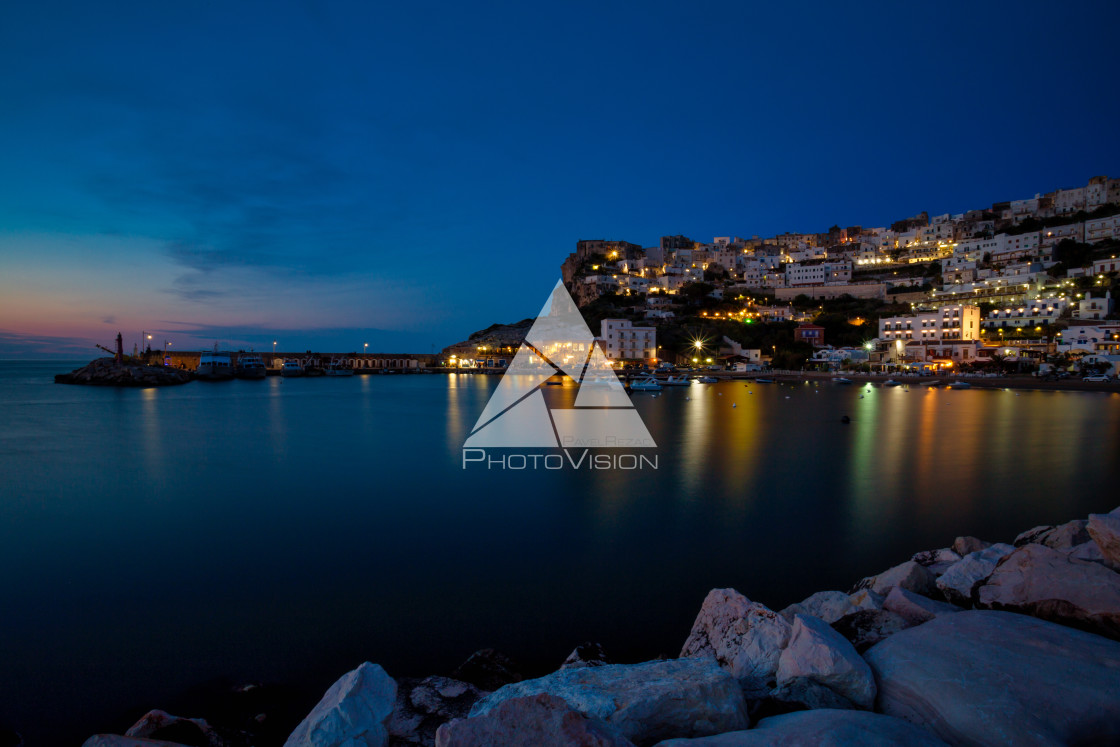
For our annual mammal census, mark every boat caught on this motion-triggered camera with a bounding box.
[833,377,854,385]
[921,380,942,387]
[948,381,972,389]
[884,379,902,387]
[281,361,304,378]
[753,378,774,384]
[628,376,662,391]
[196,350,234,381]
[325,360,354,377]
[663,375,692,387]
[697,376,718,384]
[235,354,267,379]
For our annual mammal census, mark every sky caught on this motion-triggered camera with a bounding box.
[2,0,1119,358]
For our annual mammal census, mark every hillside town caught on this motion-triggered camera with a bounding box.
[447,174,1120,379]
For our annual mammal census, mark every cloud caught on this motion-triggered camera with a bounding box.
[0,329,101,359]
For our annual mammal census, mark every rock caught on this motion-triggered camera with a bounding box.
[679,588,790,694]
[865,610,1120,746]
[775,615,875,709]
[450,649,522,692]
[387,675,484,746]
[124,710,223,746]
[909,548,961,577]
[1069,540,1106,564]
[1013,524,1054,547]
[653,709,948,746]
[82,738,191,747]
[778,591,860,624]
[934,543,1014,606]
[950,536,989,556]
[830,610,911,653]
[561,642,611,670]
[469,658,749,746]
[435,693,634,747]
[882,587,963,626]
[846,589,884,612]
[758,679,857,718]
[1042,520,1090,551]
[284,662,396,747]
[849,561,936,598]
[1088,512,1120,568]
[976,543,1120,638]
[55,357,193,387]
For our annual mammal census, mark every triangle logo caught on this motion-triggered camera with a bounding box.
[464,280,656,449]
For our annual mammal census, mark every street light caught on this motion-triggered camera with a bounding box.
[364,342,369,356]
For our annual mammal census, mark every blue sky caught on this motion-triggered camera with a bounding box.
[2,0,1119,357]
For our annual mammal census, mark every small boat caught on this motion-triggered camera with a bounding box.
[948,381,972,389]
[754,378,774,384]
[235,354,267,380]
[921,380,941,387]
[697,376,718,384]
[281,361,304,378]
[884,379,902,387]
[834,377,854,385]
[629,376,662,391]
[197,350,234,381]
[325,360,354,377]
[663,375,692,387]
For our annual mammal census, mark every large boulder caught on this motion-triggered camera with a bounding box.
[284,662,396,747]
[882,587,963,626]
[910,548,962,577]
[775,615,875,709]
[830,609,911,653]
[469,658,749,746]
[976,543,1120,638]
[652,709,947,746]
[679,589,790,694]
[123,710,224,746]
[1088,512,1120,568]
[435,693,634,747]
[1015,520,1090,551]
[850,561,936,598]
[865,610,1120,746]
[561,642,611,670]
[934,543,1014,606]
[950,536,988,557]
[846,589,884,612]
[450,649,522,692]
[778,591,860,624]
[387,675,485,746]
[758,679,857,717]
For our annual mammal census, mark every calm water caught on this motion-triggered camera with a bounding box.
[2,361,1119,743]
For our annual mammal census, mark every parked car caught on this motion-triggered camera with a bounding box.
[1082,374,1112,382]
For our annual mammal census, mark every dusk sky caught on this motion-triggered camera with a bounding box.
[2,0,1119,358]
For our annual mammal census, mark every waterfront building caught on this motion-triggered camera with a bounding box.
[982,297,1069,330]
[599,319,657,362]
[878,304,981,343]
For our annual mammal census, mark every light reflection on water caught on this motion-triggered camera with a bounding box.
[0,362,1118,744]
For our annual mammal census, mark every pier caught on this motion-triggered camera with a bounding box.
[158,351,431,373]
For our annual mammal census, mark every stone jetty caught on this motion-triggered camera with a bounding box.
[79,504,1120,747]
[55,357,193,387]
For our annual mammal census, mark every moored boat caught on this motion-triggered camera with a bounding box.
[697,376,718,383]
[281,361,304,377]
[884,379,902,387]
[628,376,662,391]
[948,380,972,389]
[663,375,692,386]
[196,350,234,381]
[325,360,354,376]
[235,354,267,379]
[834,377,854,385]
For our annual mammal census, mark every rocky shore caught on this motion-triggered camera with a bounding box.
[77,506,1120,747]
[54,357,193,387]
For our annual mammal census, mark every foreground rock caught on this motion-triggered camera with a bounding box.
[469,659,749,746]
[934,543,1014,605]
[124,710,225,746]
[830,609,911,652]
[850,561,936,598]
[436,693,634,747]
[1088,512,1120,568]
[285,662,396,747]
[55,357,193,387]
[779,591,871,624]
[883,587,962,626]
[865,610,1120,746]
[775,615,875,709]
[450,649,522,692]
[976,543,1120,638]
[679,589,790,694]
[387,676,484,746]
[561,642,612,670]
[910,548,961,577]
[653,709,947,746]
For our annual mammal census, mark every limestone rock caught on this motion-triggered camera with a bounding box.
[284,662,396,747]
[561,642,611,670]
[1088,512,1120,568]
[850,561,936,598]
[1069,540,1106,564]
[757,679,856,719]
[779,591,859,624]
[450,649,522,692]
[652,709,948,746]
[775,615,875,709]
[1013,524,1054,547]
[977,543,1120,638]
[865,610,1120,746]
[123,710,224,747]
[950,536,989,556]
[1015,520,1090,551]
[846,589,884,612]
[910,548,962,577]
[435,693,634,747]
[469,658,749,746]
[934,543,1014,606]
[387,676,484,746]
[679,588,790,693]
[883,587,963,626]
[830,610,911,653]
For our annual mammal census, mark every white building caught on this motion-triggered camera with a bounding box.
[784,260,852,287]
[599,319,656,361]
[1077,292,1114,320]
[983,297,1069,329]
[878,305,982,343]
[1086,215,1120,244]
